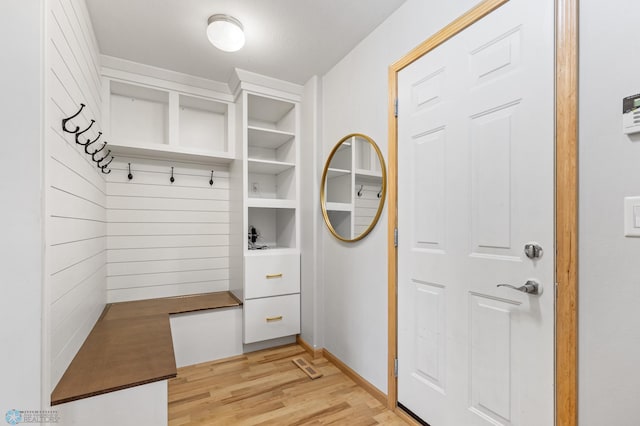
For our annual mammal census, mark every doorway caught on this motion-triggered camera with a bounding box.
[387,0,578,424]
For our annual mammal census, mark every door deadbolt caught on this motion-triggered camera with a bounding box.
[524,243,543,259]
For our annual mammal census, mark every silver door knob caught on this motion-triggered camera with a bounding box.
[497,280,541,295]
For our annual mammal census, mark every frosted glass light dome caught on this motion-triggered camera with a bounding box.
[207,14,245,52]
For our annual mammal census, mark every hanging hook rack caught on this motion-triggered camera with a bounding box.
[209,170,214,186]
[170,167,175,183]
[357,185,364,197]
[83,132,102,154]
[377,187,383,199]
[61,103,86,134]
[60,102,113,175]
[128,163,133,180]
[74,120,95,145]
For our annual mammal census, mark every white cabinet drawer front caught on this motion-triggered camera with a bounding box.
[245,254,300,298]
[244,294,300,344]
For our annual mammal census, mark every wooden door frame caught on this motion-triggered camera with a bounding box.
[387,0,578,425]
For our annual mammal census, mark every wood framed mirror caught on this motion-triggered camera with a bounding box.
[320,133,387,242]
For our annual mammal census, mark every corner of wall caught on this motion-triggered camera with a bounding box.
[300,75,325,350]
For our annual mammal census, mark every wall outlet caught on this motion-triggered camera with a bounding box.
[624,196,640,237]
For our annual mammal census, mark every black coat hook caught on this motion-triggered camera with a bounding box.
[74,120,95,145]
[61,103,85,134]
[209,170,214,186]
[377,187,383,199]
[170,167,175,183]
[83,132,102,154]
[127,163,133,180]
[100,156,114,172]
[95,149,111,167]
[100,158,113,175]
[357,185,364,197]
[90,142,108,162]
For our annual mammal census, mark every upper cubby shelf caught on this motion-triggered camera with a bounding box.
[103,77,234,163]
[247,94,295,133]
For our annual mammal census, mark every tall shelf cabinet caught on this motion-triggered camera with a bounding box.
[231,86,301,344]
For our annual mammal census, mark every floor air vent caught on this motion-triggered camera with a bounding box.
[292,357,323,379]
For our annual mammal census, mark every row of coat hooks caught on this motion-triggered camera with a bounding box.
[63,104,216,185]
[357,184,383,199]
[61,103,113,174]
[126,162,216,186]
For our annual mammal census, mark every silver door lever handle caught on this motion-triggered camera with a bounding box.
[497,280,541,295]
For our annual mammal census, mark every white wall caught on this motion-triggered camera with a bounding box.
[321,0,479,392]
[46,0,107,390]
[0,0,45,413]
[579,2,640,424]
[106,157,231,302]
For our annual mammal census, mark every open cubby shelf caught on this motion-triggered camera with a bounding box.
[105,79,233,163]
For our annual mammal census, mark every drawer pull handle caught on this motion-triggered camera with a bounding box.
[266,273,283,279]
[266,316,283,322]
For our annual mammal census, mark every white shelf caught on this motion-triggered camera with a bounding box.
[108,141,234,163]
[355,170,383,185]
[328,168,351,178]
[248,159,295,175]
[245,247,299,256]
[248,126,295,150]
[326,202,352,212]
[247,198,296,209]
[355,168,382,178]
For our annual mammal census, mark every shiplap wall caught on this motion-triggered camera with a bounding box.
[106,158,230,302]
[353,180,382,236]
[47,0,106,388]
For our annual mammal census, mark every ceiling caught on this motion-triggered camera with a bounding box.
[85,0,407,85]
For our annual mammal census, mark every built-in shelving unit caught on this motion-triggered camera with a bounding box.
[102,66,303,347]
[230,83,302,345]
[245,93,299,248]
[102,76,235,163]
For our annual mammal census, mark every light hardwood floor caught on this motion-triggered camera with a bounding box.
[168,344,407,425]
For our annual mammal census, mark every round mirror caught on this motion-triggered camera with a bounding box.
[320,133,387,242]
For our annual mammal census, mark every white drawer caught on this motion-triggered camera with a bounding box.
[244,253,300,299]
[243,294,300,344]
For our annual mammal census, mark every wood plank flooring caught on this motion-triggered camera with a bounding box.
[168,344,407,425]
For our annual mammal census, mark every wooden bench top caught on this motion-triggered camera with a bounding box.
[51,291,242,406]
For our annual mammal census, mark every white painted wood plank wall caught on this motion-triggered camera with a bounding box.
[47,0,106,389]
[106,158,230,302]
[354,181,382,236]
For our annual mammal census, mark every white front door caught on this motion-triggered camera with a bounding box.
[397,1,555,425]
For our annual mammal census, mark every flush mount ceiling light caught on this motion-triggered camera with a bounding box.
[206,14,245,52]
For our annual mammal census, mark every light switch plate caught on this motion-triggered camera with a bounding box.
[624,196,640,237]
